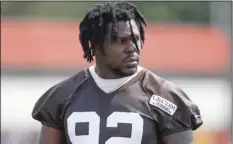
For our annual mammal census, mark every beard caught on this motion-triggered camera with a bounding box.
[107,64,137,78]
[110,67,127,77]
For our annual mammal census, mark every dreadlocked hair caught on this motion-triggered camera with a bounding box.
[79,1,147,63]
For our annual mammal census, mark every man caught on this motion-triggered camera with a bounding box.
[32,1,203,144]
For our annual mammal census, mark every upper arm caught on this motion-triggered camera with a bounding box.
[32,84,66,143]
[32,72,86,144]
[32,84,64,130]
[162,130,193,144]
[38,125,64,144]
[142,71,203,143]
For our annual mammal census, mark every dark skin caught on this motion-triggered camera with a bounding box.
[38,19,193,144]
[38,126,64,144]
[95,20,142,79]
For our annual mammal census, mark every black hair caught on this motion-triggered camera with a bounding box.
[79,1,147,63]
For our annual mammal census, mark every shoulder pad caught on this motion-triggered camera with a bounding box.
[141,70,203,135]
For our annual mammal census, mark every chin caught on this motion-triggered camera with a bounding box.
[121,66,138,77]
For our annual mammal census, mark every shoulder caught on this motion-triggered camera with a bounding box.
[32,69,89,129]
[140,69,203,134]
[32,69,88,121]
[140,69,182,97]
[43,69,87,101]
[52,69,88,96]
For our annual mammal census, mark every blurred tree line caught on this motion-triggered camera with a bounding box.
[1,1,210,24]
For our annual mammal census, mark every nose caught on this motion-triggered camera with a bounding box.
[125,42,137,53]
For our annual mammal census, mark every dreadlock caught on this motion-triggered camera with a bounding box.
[79,1,147,63]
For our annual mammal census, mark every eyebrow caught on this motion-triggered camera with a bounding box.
[117,33,140,39]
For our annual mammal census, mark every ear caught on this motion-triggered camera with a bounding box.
[95,43,107,55]
[95,45,100,54]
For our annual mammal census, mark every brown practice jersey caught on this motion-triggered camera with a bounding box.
[32,68,203,144]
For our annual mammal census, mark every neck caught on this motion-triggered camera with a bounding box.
[95,63,124,79]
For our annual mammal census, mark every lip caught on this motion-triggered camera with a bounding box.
[124,56,139,63]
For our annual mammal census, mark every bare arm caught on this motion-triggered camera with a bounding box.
[162,130,193,144]
[38,125,64,144]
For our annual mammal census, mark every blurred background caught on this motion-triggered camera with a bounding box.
[1,1,232,144]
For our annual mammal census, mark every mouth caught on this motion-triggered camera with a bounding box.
[123,56,139,67]
[124,56,139,63]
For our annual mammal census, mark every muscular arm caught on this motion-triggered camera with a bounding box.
[162,130,193,144]
[38,125,64,144]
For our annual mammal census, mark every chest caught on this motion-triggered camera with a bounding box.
[63,83,160,144]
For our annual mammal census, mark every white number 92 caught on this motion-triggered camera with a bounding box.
[67,112,144,144]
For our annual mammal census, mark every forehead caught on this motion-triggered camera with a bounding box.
[108,20,140,38]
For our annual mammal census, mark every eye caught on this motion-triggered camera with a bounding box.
[113,38,127,44]
[120,39,128,44]
[112,39,119,43]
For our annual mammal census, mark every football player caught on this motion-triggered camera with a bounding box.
[32,1,203,144]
